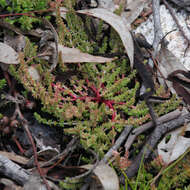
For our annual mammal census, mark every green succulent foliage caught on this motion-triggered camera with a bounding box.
[130,150,190,190]
[9,0,180,157]
[120,151,190,190]
[0,79,6,90]
[0,0,50,30]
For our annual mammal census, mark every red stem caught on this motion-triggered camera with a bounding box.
[53,81,126,123]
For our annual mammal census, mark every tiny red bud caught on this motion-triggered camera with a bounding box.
[25,100,36,110]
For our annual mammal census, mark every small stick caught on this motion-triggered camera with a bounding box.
[64,149,99,182]
[152,0,164,56]
[148,0,164,69]
[125,109,182,151]
[40,136,79,168]
[42,18,59,72]
[14,102,51,190]
[101,125,133,164]
[121,112,190,181]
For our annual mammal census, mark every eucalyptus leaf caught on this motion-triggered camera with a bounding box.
[78,8,134,68]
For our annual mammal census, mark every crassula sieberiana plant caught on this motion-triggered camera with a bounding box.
[9,0,180,156]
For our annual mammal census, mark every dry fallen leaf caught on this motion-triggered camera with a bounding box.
[81,164,120,190]
[0,151,29,165]
[124,0,151,25]
[158,123,190,164]
[58,44,115,63]
[77,8,134,68]
[0,42,19,64]
[4,34,26,52]
[168,70,190,105]
[158,44,188,78]
[158,44,190,104]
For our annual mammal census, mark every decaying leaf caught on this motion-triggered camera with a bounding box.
[0,42,19,64]
[0,178,19,190]
[77,8,134,68]
[168,70,190,105]
[81,164,119,190]
[158,44,190,104]
[0,151,29,165]
[125,0,151,25]
[58,44,114,63]
[158,44,188,78]
[158,123,190,164]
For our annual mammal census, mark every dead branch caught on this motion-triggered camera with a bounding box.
[0,154,30,185]
[125,109,182,151]
[101,125,133,164]
[120,112,190,182]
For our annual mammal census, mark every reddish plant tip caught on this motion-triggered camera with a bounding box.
[25,100,36,110]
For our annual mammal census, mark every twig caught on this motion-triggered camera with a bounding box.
[150,166,166,187]
[40,136,79,168]
[23,123,51,190]
[148,0,164,68]
[0,8,56,18]
[100,125,133,164]
[121,112,190,181]
[145,99,158,126]
[0,154,30,185]
[46,148,99,186]
[152,0,164,56]
[125,109,182,151]
[64,149,99,182]
[42,18,59,72]
[13,102,51,190]
[25,51,52,64]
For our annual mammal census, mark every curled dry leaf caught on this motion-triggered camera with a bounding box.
[168,70,190,105]
[0,151,29,165]
[158,45,190,105]
[158,44,188,78]
[58,44,115,63]
[81,164,119,190]
[0,42,19,64]
[125,0,151,25]
[0,178,18,190]
[158,123,190,164]
[77,8,134,68]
